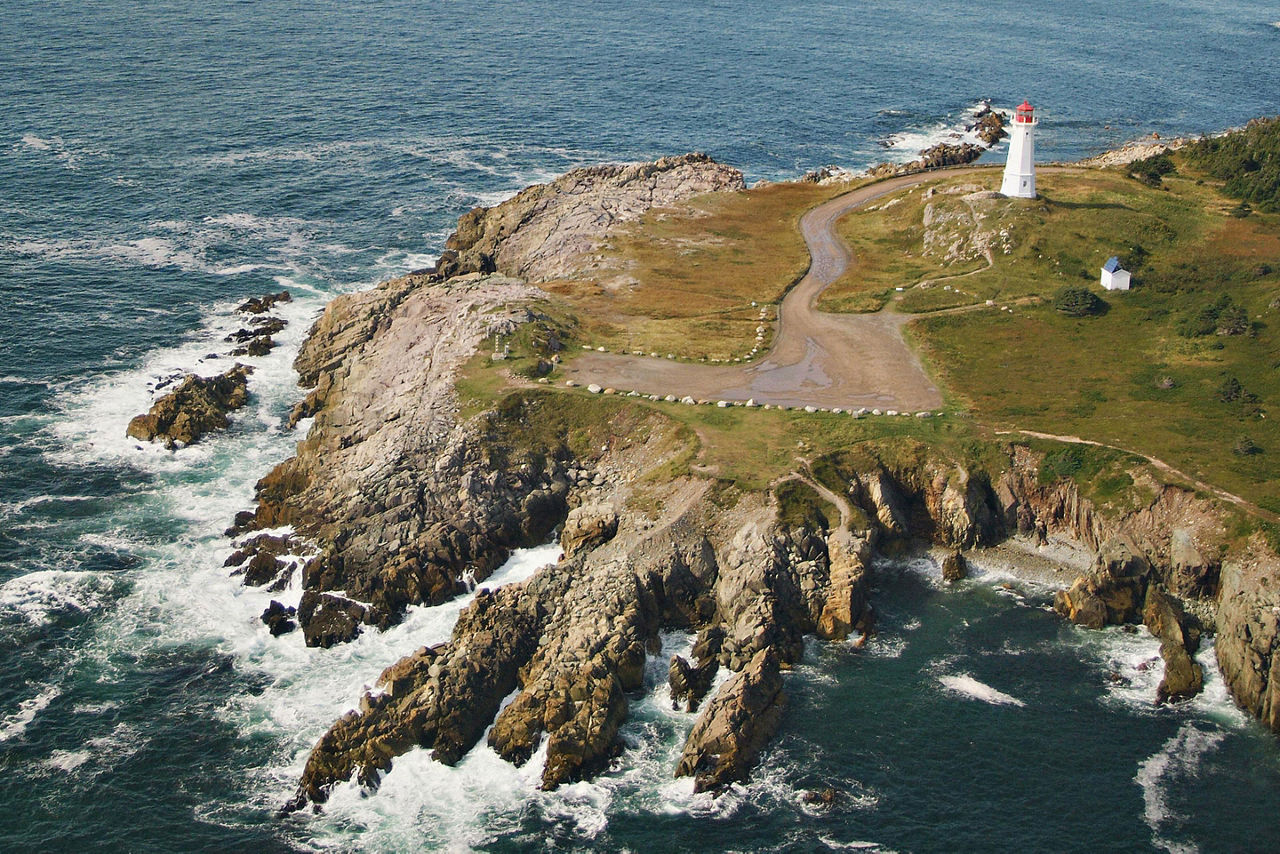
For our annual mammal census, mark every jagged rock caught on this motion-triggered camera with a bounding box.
[261,601,297,636]
[439,154,745,282]
[226,533,304,587]
[297,591,369,648]
[237,290,291,314]
[968,108,1008,146]
[228,317,287,340]
[931,467,1001,548]
[1216,536,1280,731]
[859,469,911,536]
[668,654,719,712]
[560,504,619,558]
[229,335,275,357]
[802,787,839,808]
[918,142,986,169]
[126,364,253,449]
[224,509,257,537]
[815,535,871,640]
[676,647,786,793]
[1053,538,1150,628]
[1169,528,1219,598]
[1144,586,1203,704]
[942,549,968,582]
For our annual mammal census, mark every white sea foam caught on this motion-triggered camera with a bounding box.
[0,570,118,626]
[937,674,1026,707]
[298,627,738,850]
[47,278,326,472]
[19,133,52,151]
[1135,722,1225,853]
[0,684,60,743]
[878,100,1005,165]
[44,749,92,773]
[1091,624,1166,712]
[13,133,103,169]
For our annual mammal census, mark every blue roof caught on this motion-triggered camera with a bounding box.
[1103,256,1122,273]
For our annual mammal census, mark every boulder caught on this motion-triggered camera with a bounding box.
[126,364,253,449]
[561,504,619,558]
[1144,586,1203,704]
[1053,538,1150,629]
[297,591,369,648]
[261,601,298,636]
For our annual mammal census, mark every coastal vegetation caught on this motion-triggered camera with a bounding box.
[545,179,857,360]
[458,122,1280,515]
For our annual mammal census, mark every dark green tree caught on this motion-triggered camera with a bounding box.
[1054,285,1104,317]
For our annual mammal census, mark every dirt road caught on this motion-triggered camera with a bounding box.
[563,170,982,410]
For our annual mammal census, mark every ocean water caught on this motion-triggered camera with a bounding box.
[2,0,1280,850]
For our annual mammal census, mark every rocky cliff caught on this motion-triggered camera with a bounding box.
[222,154,1280,813]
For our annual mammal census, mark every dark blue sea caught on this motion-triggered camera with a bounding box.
[3,1,1280,850]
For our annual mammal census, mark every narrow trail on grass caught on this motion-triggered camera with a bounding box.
[1002,429,1280,524]
[563,170,997,411]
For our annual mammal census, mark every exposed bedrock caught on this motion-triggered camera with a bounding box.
[126,363,253,449]
[437,153,745,282]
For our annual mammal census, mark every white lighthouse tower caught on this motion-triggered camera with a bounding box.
[1000,100,1038,198]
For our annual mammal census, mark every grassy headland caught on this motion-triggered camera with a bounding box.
[460,118,1280,521]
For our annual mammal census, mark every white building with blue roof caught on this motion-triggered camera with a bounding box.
[1101,256,1131,290]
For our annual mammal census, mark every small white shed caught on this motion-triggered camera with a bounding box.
[1101,256,1131,291]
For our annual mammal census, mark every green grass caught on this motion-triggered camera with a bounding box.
[906,175,1280,507]
[458,140,1280,519]
[821,168,1218,316]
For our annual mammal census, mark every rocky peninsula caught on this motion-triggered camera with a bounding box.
[204,149,1278,812]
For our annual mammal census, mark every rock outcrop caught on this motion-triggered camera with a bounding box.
[237,290,292,314]
[247,273,560,647]
[868,104,1007,178]
[126,364,253,448]
[437,153,745,282]
[675,647,786,793]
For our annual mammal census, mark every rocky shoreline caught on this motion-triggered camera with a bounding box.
[193,151,1280,812]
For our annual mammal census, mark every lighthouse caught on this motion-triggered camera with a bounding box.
[1000,100,1038,198]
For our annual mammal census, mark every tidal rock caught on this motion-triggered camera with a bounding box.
[676,647,786,793]
[1143,586,1203,704]
[802,787,839,808]
[227,316,286,340]
[261,601,297,636]
[297,591,369,648]
[1053,538,1150,629]
[229,336,275,357]
[237,290,292,314]
[560,504,619,558]
[126,364,253,449]
[668,654,719,712]
[942,548,968,582]
[226,533,304,587]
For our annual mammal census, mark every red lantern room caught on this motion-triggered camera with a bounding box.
[1014,100,1035,124]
